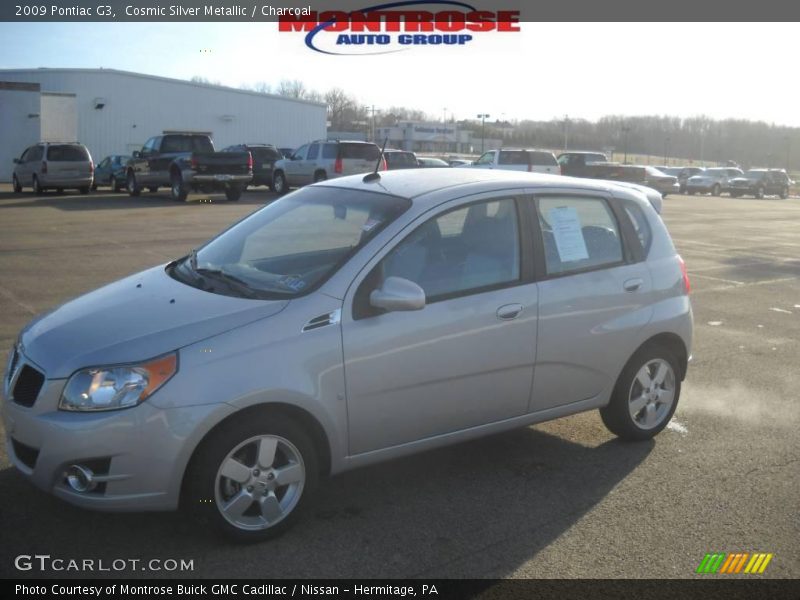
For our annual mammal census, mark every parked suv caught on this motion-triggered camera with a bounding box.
[685,167,743,196]
[3,169,692,542]
[383,149,419,170]
[272,140,384,194]
[222,144,283,190]
[12,142,94,195]
[463,148,560,174]
[727,169,792,199]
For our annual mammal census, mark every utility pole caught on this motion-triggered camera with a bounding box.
[477,113,490,154]
[664,136,670,166]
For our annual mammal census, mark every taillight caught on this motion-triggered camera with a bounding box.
[380,156,387,171]
[190,156,198,170]
[41,161,47,174]
[678,255,691,294]
[247,151,253,171]
[334,157,343,174]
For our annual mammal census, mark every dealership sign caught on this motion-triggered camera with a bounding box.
[278,1,520,55]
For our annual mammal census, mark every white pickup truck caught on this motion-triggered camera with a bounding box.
[460,148,561,174]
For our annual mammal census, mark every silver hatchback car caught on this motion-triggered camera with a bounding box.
[2,169,692,541]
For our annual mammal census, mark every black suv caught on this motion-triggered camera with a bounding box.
[727,169,792,199]
[222,143,283,190]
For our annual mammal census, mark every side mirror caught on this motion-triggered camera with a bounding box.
[13,158,20,164]
[291,155,301,161]
[370,277,426,312]
[132,150,142,159]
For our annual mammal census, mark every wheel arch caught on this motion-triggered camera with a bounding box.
[629,332,688,381]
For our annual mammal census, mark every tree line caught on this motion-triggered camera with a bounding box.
[194,76,800,169]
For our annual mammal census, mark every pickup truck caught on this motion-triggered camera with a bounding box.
[126,134,252,201]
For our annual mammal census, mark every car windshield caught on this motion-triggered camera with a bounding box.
[169,187,410,299]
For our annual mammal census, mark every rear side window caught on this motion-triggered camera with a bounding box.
[386,152,417,167]
[161,136,213,153]
[530,151,557,166]
[623,202,653,254]
[498,150,529,165]
[307,144,320,160]
[46,145,89,161]
[537,196,624,276]
[339,143,380,160]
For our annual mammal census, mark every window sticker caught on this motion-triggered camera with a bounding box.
[548,206,589,262]
[362,217,383,233]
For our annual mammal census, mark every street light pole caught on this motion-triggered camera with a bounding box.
[477,113,490,154]
[664,136,670,166]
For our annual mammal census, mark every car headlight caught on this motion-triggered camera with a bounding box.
[59,353,177,412]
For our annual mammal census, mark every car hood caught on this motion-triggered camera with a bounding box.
[19,265,289,378]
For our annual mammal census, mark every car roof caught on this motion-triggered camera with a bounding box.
[316,168,657,210]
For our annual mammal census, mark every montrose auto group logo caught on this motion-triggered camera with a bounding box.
[278,1,521,55]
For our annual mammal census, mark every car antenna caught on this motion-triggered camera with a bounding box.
[363,136,389,183]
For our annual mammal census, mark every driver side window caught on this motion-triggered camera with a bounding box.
[359,198,520,316]
[475,152,494,166]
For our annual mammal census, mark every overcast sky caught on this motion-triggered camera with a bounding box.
[1,22,798,126]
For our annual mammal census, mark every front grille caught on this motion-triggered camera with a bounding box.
[11,438,39,469]
[6,347,18,384]
[12,365,45,407]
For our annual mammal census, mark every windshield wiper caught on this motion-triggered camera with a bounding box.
[194,267,260,299]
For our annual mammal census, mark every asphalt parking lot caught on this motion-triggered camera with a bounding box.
[0,184,797,579]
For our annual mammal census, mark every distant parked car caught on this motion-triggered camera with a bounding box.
[93,155,130,192]
[685,167,743,196]
[272,140,384,194]
[223,144,283,190]
[727,169,792,199]
[642,167,680,197]
[557,151,609,176]
[416,157,451,168]
[12,142,94,195]
[675,167,705,193]
[383,149,419,170]
[466,148,560,174]
[448,158,472,167]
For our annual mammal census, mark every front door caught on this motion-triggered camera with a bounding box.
[342,194,538,455]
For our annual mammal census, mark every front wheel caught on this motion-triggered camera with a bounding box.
[600,345,681,441]
[184,413,318,542]
[12,175,22,193]
[273,171,287,195]
[127,172,141,197]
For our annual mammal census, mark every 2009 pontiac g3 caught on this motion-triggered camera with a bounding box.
[3,168,692,541]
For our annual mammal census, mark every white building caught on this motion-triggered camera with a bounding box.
[0,68,327,181]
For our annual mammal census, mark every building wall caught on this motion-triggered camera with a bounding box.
[0,69,327,180]
[40,92,77,143]
[0,83,42,181]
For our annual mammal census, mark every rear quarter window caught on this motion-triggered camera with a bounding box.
[498,150,529,165]
[530,151,557,166]
[46,145,89,161]
[623,202,653,255]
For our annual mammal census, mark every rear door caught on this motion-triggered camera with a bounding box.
[342,192,538,454]
[45,144,90,183]
[527,192,653,413]
[497,150,529,172]
[283,144,308,186]
[339,142,380,176]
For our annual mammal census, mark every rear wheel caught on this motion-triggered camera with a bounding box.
[780,186,789,199]
[712,183,721,196]
[273,171,287,195]
[600,345,681,441]
[225,185,242,202]
[755,186,765,199]
[313,171,327,183]
[12,175,22,193]
[184,412,318,542]
[171,172,188,202]
[127,171,141,197]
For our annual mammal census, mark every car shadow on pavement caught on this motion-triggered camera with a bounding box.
[0,192,272,210]
[0,425,652,579]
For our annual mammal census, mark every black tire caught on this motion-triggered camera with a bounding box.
[110,176,120,193]
[225,185,242,202]
[687,190,695,196]
[755,186,764,199]
[171,172,188,202]
[32,176,43,195]
[79,186,90,195]
[127,171,141,197]
[148,186,159,193]
[273,171,287,195]
[313,171,327,183]
[712,184,721,196]
[780,187,789,200]
[183,411,319,542]
[600,345,681,442]
[12,175,22,193]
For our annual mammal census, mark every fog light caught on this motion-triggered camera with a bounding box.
[66,465,96,492]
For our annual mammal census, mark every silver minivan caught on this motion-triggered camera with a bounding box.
[2,169,692,541]
[12,142,94,194]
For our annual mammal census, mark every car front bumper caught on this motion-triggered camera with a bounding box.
[2,357,231,512]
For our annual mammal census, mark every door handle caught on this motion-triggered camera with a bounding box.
[496,303,523,320]
[624,278,644,292]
